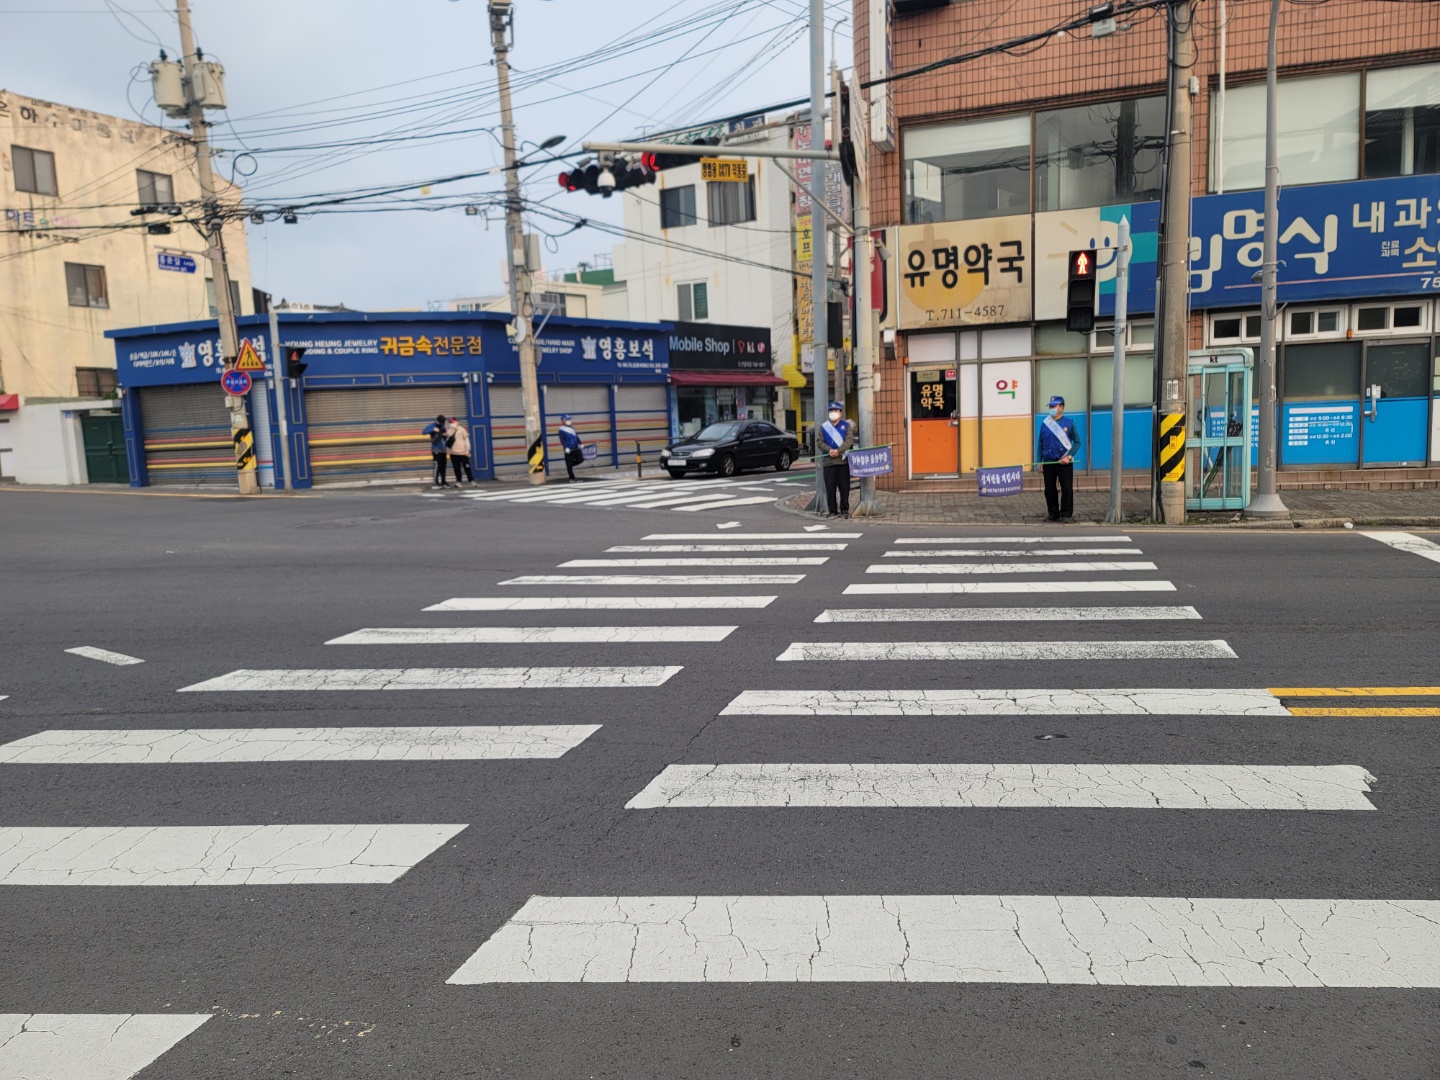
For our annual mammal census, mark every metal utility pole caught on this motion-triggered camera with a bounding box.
[176,0,255,495]
[847,78,881,519]
[1157,0,1197,524]
[808,0,829,510]
[489,0,544,485]
[1246,0,1290,518]
[267,307,293,491]
[1106,215,1131,525]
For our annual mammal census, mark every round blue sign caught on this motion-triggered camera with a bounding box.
[221,369,252,396]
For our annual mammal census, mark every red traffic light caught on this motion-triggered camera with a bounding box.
[1068,249,1094,278]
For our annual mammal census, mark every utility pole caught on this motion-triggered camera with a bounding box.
[808,0,829,510]
[848,77,881,518]
[1106,215,1131,525]
[175,0,255,495]
[1246,0,1290,518]
[489,0,544,485]
[267,306,293,491]
[1157,0,1197,524]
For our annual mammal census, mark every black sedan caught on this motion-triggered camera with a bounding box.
[659,420,801,479]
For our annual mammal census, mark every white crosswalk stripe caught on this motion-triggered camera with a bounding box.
[178,666,683,692]
[560,557,828,567]
[0,1013,211,1080]
[893,535,1130,544]
[815,605,1202,622]
[608,544,849,552]
[326,626,735,644]
[845,580,1176,595]
[881,547,1139,557]
[425,596,777,611]
[447,895,1440,985]
[458,475,805,514]
[865,561,1158,575]
[644,533,862,540]
[775,640,1237,661]
[503,574,807,586]
[1361,530,1440,564]
[720,687,1292,716]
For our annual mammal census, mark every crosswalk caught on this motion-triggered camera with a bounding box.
[5,522,1439,1073]
[445,528,1439,992]
[451,472,810,514]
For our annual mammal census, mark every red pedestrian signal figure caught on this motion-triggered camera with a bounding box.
[1066,248,1097,333]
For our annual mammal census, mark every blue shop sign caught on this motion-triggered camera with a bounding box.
[490,324,669,382]
[1189,174,1440,307]
[157,252,197,274]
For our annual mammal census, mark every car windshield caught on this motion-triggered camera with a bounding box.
[694,421,743,442]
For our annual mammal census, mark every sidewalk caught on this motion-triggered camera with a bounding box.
[782,485,1440,528]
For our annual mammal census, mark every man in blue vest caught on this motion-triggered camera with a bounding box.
[557,414,582,481]
[820,400,854,518]
[1038,394,1081,522]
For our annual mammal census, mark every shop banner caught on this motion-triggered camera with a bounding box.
[896,216,1032,330]
[669,322,772,371]
[977,464,1024,496]
[847,445,893,477]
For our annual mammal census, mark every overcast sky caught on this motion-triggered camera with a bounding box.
[2,0,849,310]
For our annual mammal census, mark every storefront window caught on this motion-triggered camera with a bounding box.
[1037,357,1088,413]
[1282,341,1362,400]
[903,115,1031,223]
[1211,73,1360,191]
[1364,63,1440,178]
[1035,322,1087,356]
[1036,97,1165,211]
[1090,352,1155,407]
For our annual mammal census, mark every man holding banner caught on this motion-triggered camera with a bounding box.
[1038,394,1081,522]
[820,401,854,518]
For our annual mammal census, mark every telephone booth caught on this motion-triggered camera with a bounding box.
[1186,347,1254,511]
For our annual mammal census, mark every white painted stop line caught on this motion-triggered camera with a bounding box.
[815,606,1202,622]
[0,725,600,764]
[0,1013,211,1080]
[447,894,1440,985]
[425,596,776,611]
[0,824,465,885]
[720,687,1292,716]
[326,626,735,644]
[178,667,682,692]
[776,640,1236,661]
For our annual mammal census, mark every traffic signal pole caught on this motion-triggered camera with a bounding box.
[807,0,829,513]
[175,0,255,495]
[489,0,545,485]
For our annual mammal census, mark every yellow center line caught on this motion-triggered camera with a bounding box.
[1268,687,1440,697]
[1288,707,1440,717]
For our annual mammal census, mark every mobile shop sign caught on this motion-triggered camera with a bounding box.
[977,464,1024,497]
[846,445,893,478]
[669,322,772,371]
[1189,174,1440,306]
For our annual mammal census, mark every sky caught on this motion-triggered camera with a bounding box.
[1,0,850,310]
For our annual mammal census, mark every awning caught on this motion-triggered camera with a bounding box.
[669,371,788,387]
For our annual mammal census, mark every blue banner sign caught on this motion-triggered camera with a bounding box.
[1189,174,1440,307]
[157,252,197,274]
[977,464,1024,496]
[847,445,893,478]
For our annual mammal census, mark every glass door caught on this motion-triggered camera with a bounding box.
[908,367,958,476]
[1361,341,1431,466]
[1186,363,1251,510]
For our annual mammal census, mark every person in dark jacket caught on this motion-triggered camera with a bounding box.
[819,400,854,518]
[557,415,582,481]
[423,414,451,487]
[1037,394,1081,521]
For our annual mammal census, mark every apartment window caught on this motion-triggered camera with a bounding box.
[660,185,698,229]
[534,291,568,317]
[1364,63,1440,178]
[11,145,57,196]
[205,277,243,317]
[1035,96,1165,211]
[1211,73,1360,191]
[1286,308,1344,339]
[707,176,756,226]
[677,281,709,321]
[136,168,174,205]
[904,114,1031,223]
[1353,302,1430,334]
[64,263,108,308]
[1209,311,1262,344]
[75,367,118,398]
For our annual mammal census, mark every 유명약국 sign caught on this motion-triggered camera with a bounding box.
[896,217,1032,329]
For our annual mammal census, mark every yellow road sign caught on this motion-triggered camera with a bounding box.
[235,339,265,371]
[700,158,748,183]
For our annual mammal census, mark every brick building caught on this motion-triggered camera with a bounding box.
[855,0,1440,490]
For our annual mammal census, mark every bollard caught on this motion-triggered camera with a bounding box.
[635,439,643,479]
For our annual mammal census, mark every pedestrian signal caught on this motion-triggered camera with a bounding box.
[283,346,308,379]
[1066,249,1098,333]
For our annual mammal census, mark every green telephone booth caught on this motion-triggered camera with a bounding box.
[1185,348,1253,512]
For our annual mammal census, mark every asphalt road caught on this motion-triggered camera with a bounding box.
[1,482,1437,1079]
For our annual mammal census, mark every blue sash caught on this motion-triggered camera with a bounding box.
[821,420,846,449]
[1042,415,1073,454]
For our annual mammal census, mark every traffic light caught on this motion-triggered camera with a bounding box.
[283,346,308,379]
[558,156,654,198]
[1066,249,1097,333]
[640,137,720,173]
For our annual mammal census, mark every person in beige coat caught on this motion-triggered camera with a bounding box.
[446,418,474,485]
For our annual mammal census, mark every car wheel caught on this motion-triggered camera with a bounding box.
[775,449,794,472]
[718,453,737,478]
[667,469,687,480]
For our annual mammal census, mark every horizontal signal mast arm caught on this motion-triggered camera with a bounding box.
[582,140,841,162]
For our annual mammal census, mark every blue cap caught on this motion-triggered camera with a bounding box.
[560,414,572,422]
[1048,395,1065,407]
[828,401,843,411]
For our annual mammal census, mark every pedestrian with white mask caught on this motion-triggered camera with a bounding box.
[1038,394,1080,522]
[820,400,854,518]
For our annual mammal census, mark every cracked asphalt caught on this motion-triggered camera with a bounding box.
[0,487,1437,1078]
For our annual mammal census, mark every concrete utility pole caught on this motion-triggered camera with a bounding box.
[176,0,255,495]
[848,79,881,519]
[1157,0,1197,524]
[1246,0,1290,519]
[1106,215,1131,525]
[808,0,829,510]
[489,0,544,485]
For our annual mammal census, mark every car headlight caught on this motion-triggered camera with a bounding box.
[659,448,670,457]
[690,448,714,458]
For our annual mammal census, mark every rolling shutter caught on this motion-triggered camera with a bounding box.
[616,384,671,468]
[140,384,233,486]
[488,384,528,477]
[306,385,467,485]
[543,384,611,472]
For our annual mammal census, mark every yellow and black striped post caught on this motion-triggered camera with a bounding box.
[527,435,545,474]
[233,426,256,473]
[1158,412,1185,484]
